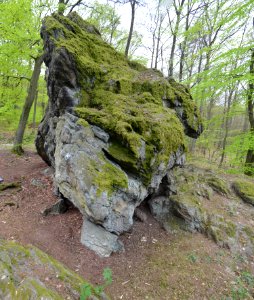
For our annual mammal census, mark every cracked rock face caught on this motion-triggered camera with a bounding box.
[36,12,202,256]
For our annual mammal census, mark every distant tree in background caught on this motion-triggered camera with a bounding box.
[111,0,145,58]
[245,48,254,175]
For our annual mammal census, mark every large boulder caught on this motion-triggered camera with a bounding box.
[36,12,202,256]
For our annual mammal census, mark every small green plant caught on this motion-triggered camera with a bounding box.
[187,253,198,263]
[230,283,249,300]
[228,271,254,300]
[80,267,112,300]
[80,283,92,300]
[203,255,213,263]
[240,271,254,287]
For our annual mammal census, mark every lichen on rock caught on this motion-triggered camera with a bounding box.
[0,239,105,299]
[36,12,202,256]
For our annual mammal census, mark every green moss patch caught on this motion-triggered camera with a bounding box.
[0,182,21,192]
[232,180,254,205]
[94,160,128,195]
[205,176,229,196]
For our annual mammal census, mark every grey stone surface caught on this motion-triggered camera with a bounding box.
[42,199,69,216]
[81,218,124,257]
[91,125,110,143]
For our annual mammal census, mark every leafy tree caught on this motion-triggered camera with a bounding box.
[0,0,44,153]
[86,1,121,46]
[245,48,254,175]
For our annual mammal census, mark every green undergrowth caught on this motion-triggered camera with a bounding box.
[43,12,201,186]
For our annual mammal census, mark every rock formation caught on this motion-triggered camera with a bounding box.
[0,239,107,299]
[150,165,254,257]
[36,12,202,256]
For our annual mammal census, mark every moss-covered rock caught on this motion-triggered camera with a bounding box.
[36,12,202,256]
[149,165,254,257]
[38,12,202,181]
[232,180,254,205]
[0,239,107,299]
[205,176,230,196]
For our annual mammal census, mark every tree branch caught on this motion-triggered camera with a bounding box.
[0,74,31,82]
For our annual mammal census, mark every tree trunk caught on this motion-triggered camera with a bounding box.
[179,0,191,81]
[219,89,234,167]
[245,48,254,175]
[167,17,179,77]
[125,0,135,58]
[154,15,163,69]
[13,55,43,155]
[33,90,38,131]
[150,31,156,68]
[167,0,185,77]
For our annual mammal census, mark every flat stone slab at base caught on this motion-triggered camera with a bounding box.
[81,218,124,257]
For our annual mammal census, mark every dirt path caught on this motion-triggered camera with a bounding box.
[0,149,253,299]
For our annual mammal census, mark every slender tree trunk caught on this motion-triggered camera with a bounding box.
[13,55,43,155]
[199,51,211,115]
[179,41,186,81]
[168,0,185,77]
[150,31,156,68]
[154,15,163,69]
[160,45,164,72]
[150,6,159,68]
[219,90,234,167]
[245,48,254,175]
[167,17,179,77]
[125,0,135,58]
[109,6,118,45]
[33,90,38,131]
[207,96,216,121]
[179,1,191,81]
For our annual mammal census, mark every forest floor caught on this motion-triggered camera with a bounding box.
[0,147,254,299]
